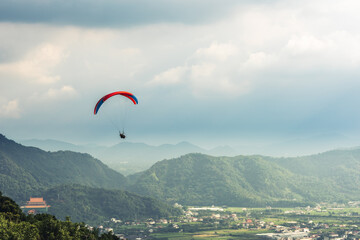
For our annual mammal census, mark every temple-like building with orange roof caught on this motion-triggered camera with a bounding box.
[21,197,50,214]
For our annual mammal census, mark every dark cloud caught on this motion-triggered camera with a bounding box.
[0,0,243,27]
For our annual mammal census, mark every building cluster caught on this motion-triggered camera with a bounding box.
[258,230,360,240]
[20,197,50,214]
[257,221,360,240]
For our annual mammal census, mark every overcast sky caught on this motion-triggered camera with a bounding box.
[1,0,360,154]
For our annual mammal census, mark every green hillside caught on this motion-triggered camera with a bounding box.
[3,132,360,212]
[0,191,119,240]
[271,148,360,198]
[0,134,182,224]
[129,153,347,207]
[44,184,182,225]
[0,134,127,202]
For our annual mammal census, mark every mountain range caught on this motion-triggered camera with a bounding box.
[0,134,127,201]
[128,148,360,206]
[128,154,337,207]
[0,134,180,223]
[3,133,360,223]
[19,138,237,175]
[20,133,360,175]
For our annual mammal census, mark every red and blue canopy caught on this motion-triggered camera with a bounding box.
[94,91,138,115]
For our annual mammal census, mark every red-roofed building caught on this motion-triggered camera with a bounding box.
[21,197,50,214]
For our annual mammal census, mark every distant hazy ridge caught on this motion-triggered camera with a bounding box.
[20,138,237,175]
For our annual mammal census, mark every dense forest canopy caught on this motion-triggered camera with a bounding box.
[0,191,118,240]
[129,152,360,206]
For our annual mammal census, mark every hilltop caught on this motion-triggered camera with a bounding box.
[129,152,359,206]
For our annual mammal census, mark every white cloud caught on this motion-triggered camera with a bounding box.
[190,62,251,97]
[277,31,360,71]
[149,66,188,85]
[241,52,277,72]
[285,35,330,56]
[120,48,142,56]
[194,42,238,61]
[0,43,65,84]
[0,99,20,119]
[149,40,249,98]
[190,63,216,79]
[44,85,77,99]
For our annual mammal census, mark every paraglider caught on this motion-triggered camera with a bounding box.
[119,131,126,139]
[94,91,138,139]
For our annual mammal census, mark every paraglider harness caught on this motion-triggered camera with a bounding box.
[119,131,126,139]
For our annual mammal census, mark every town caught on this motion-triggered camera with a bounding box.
[92,202,360,239]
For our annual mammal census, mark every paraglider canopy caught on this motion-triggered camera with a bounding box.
[94,91,138,115]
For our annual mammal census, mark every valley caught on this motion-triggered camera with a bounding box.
[2,133,360,239]
[93,203,360,239]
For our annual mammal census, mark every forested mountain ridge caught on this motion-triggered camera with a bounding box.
[0,134,181,224]
[129,153,355,207]
[0,134,127,202]
[271,148,360,197]
[43,184,182,225]
[271,148,360,177]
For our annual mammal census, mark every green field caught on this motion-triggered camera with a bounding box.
[150,229,268,240]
